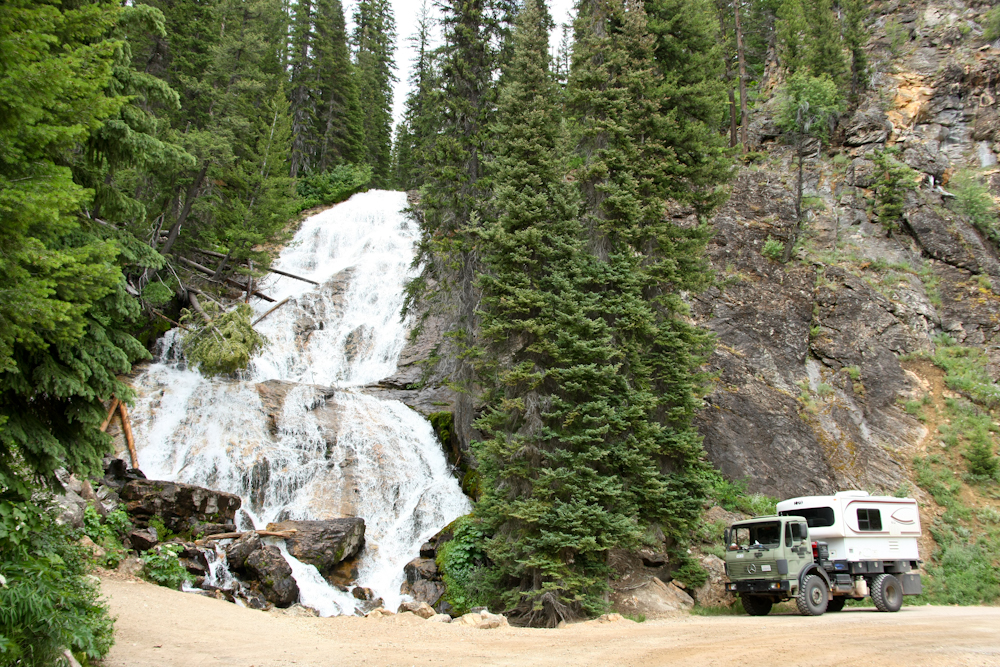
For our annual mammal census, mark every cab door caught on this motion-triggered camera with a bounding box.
[783,521,810,580]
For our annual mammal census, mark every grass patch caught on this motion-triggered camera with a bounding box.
[690,604,744,616]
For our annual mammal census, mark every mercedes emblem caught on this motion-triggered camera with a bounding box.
[746,563,757,574]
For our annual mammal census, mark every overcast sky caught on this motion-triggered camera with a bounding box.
[345,0,578,127]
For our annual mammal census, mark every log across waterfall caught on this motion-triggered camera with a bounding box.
[131,190,471,615]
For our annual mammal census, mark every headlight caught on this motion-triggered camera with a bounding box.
[769,582,780,589]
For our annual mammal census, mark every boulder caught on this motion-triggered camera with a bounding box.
[265,519,365,576]
[365,607,395,618]
[612,576,693,618]
[403,557,438,584]
[397,600,436,619]
[427,613,453,623]
[224,532,263,569]
[352,586,376,601]
[408,579,445,606]
[129,527,159,552]
[120,479,241,533]
[692,554,734,609]
[454,611,509,629]
[78,536,106,562]
[244,546,299,608]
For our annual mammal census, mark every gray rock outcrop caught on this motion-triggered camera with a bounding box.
[265,518,365,576]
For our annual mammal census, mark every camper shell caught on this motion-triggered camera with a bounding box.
[776,490,921,569]
[723,491,923,616]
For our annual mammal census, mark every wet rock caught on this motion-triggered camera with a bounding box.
[129,527,159,552]
[403,557,438,584]
[224,532,263,569]
[120,479,241,533]
[407,580,446,606]
[265,519,365,576]
[326,556,360,588]
[244,546,299,608]
[244,589,271,610]
[188,520,236,537]
[398,600,436,619]
[352,586,376,601]
[419,541,437,559]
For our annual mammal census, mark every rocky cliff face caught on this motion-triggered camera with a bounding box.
[390,0,1000,501]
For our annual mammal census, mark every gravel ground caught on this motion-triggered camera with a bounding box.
[100,577,1000,667]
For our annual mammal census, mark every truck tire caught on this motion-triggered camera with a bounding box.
[871,574,903,612]
[796,574,829,616]
[741,595,773,616]
[826,596,846,612]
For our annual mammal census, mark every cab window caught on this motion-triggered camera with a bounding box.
[784,522,806,546]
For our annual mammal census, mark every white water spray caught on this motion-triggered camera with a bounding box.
[131,190,471,614]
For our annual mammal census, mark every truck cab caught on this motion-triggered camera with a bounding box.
[724,491,923,616]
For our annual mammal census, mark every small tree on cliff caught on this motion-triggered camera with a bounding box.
[775,71,843,261]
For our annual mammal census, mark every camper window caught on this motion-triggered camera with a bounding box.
[779,506,835,527]
[857,508,882,531]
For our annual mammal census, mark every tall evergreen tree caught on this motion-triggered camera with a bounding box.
[0,0,147,495]
[314,0,365,170]
[843,0,869,99]
[353,0,397,186]
[391,1,439,190]
[289,0,317,177]
[643,0,731,212]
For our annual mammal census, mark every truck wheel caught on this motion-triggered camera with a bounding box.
[871,574,903,612]
[796,574,829,616]
[826,596,846,612]
[741,595,773,616]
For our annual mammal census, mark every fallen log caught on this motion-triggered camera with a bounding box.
[195,249,319,286]
[197,530,296,543]
[152,309,190,331]
[252,297,291,326]
[118,402,139,470]
[176,256,276,302]
[100,397,121,432]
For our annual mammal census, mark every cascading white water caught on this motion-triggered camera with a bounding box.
[131,190,471,614]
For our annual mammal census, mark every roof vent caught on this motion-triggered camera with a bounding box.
[834,490,870,498]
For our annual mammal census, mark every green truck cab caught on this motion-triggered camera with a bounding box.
[723,503,922,617]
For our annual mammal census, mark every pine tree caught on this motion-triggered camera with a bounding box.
[392,1,440,190]
[314,0,365,170]
[0,0,148,494]
[638,0,731,212]
[353,0,397,186]
[421,0,517,235]
[843,0,869,99]
[289,0,317,177]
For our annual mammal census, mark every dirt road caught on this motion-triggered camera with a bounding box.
[100,577,1000,667]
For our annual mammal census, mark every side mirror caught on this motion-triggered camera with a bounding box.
[723,528,730,546]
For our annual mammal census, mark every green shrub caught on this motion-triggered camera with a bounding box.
[922,536,1000,605]
[704,474,778,517]
[436,516,500,615]
[0,498,115,665]
[983,5,1000,42]
[951,171,1000,249]
[965,438,999,479]
[932,345,1000,407]
[82,505,131,568]
[140,543,190,590]
[872,148,917,233]
[296,163,373,211]
[761,236,785,261]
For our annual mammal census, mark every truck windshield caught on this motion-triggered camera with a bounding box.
[731,522,781,550]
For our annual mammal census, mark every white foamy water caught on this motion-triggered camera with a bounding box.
[131,190,470,614]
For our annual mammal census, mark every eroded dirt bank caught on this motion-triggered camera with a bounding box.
[101,577,1000,667]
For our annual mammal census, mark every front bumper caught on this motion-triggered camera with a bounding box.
[725,579,791,594]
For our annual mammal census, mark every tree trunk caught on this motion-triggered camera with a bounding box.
[719,10,738,148]
[782,140,805,263]
[734,0,750,153]
[159,163,208,257]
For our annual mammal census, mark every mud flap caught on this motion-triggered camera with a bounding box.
[901,573,922,595]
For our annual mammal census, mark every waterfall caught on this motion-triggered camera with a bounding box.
[131,190,471,614]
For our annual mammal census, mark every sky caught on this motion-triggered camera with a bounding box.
[348,0,577,127]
